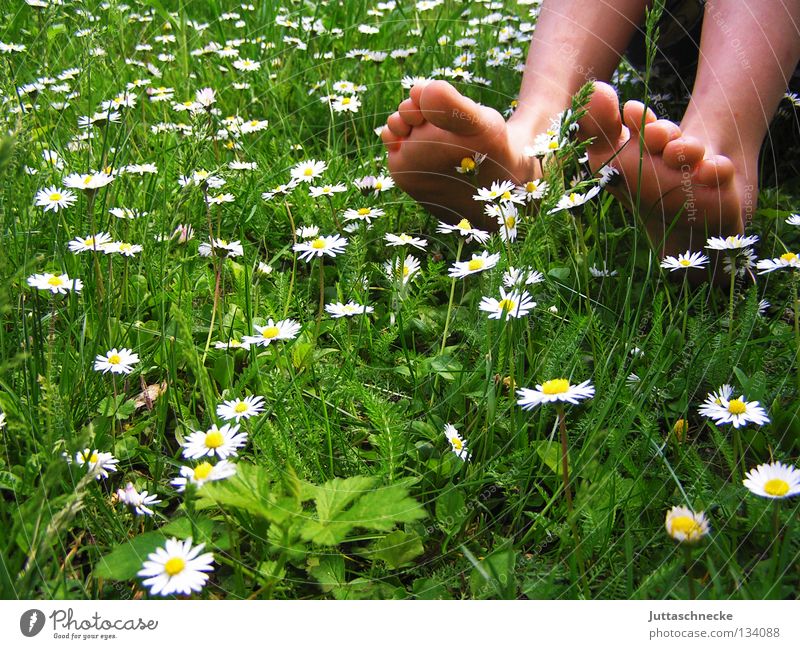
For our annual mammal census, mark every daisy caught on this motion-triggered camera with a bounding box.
[257,262,273,275]
[664,506,710,543]
[444,423,470,461]
[214,338,250,350]
[195,87,216,108]
[110,207,146,219]
[502,266,544,288]
[94,348,139,374]
[384,233,428,250]
[489,204,519,242]
[343,206,384,224]
[448,250,501,278]
[516,379,595,409]
[117,482,161,516]
[290,159,327,183]
[331,95,361,113]
[548,186,602,213]
[661,251,709,271]
[137,537,214,596]
[514,179,548,201]
[756,252,800,274]
[454,152,487,175]
[73,448,119,479]
[198,238,244,258]
[242,319,301,346]
[697,386,770,428]
[27,272,83,294]
[182,423,248,460]
[216,395,265,422]
[743,461,800,499]
[785,213,800,226]
[68,232,112,253]
[479,287,536,320]
[34,186,76,212]
[105,242,143,256]
[325,301,374,318]
[0,411,5,429]
[293,234,348,262]
[233,57,260,71]
[63,172,114,191]
[295,225,319,240]
[436,218,490,244]
[384,255,421,285]
[705,234,759,251]
[473,180,517,203]
[309,183,347,198]
[171,460,237,492]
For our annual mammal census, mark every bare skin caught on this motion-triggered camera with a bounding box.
[381,0,648,229]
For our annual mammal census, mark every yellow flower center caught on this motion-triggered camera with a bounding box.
[467,258,485,271]
[525,181,536,192]
[49,192,62,201]
[375,181,383,189]
[727,399,747,415]
[262,326,280,339]
[460,157,475,171]
[541,378,570,395]
[450,437,463,450]
[568,193,578,202]
[119,243,131,252]
[501,191,511,200]
[504,216,516,229]
[89,452,99,463]
[47,276,64,286]
[399,234,411,242]
[456,218,472,231]
[548,140,559,150]
[84,237,95,246]
[780,252,797,263]
[204,431,224,448]
[510,100,518,107]
[402,265,410,277]
[83,176,93,185]
[497,298,516,312]
[670,515,701,538]
[108,354,121,365]
[193,462,214,480]
[357,207,370,215]
[679,259,691,266]
[164,557,185,576]
[341,97,351,104]
[763,479,790,497]
[183,100,194,106]
[234,402,248,413]
[311,238,326,249]
[303,167,314,176]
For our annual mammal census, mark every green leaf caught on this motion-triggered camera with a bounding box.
[195,463,275,521]
[94,532,165,581]
[307,554,345,592]
[370,530,424,568]
[534,441,564,476]
[467,547,517,599]
[435,488,466,533]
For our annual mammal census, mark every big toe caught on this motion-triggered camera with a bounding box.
[579,81,624,151]
[418,79,503,136]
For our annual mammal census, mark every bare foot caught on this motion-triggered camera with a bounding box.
[382,80,539,230]
[579,82,749,257]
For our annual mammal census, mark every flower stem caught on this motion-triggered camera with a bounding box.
[727,262,736,341]
[683,544,697,599]
[439,239,464,356]
[793,279,799,393]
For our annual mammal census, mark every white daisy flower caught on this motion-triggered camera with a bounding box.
[63,172,114,191]
[448,250,501,278]
[444,423,470,461]
[514,179,548,201]
[325,301,374,318]
[198,238,244,258]
[104,242,143,256]
[34,186,76,212]
[516,379,595,409]
[116,482,161,516]
[705,234,759,251]
[137,537,214,597]
[743,461,800,499]
[182,423,248,460]
[384,233,428,250]
[73,448,119,479]
[502,266,544,288]
[171,460,237,492]
[0,411,5,429]
[479,287,536,320]
[384,255,421,285]
[697,387,770,428]
[295,225,319,240]
[233,57,260,71]
[473,180,517,203]
[261,181,299,200]
[665,506,710,543]
[343,206,385,224]
[94,348,139,374]
[488,203,519,242]
[243,319,301,346]
[68,232,113,253]
[454,152,487,175]
[756,252,800,274]
[785,213,800,226]
[109,207,146,220]
[214,338,251,350]
[290,159,327,183]
[661,251,709,271]
[436,218,490,244]
[293,234,348,262]
[309,183,347,198]
[216,395,265,422]
[548,186,602,213]
[331,95,361,113]
[27,272,83,294]
[195,87,216,107]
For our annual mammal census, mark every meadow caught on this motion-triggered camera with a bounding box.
[0,0,798,600]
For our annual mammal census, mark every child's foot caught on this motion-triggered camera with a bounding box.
[579,82,749,257]
[381,80,537,229]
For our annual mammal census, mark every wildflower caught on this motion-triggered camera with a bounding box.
[137,537,214,596]
[743,461,800,499]
[233,58,260,71]
[110,207,146,219]
[243,319,301,346]
[198,238,244,258]
[63,172,114,191]
[214,338,250,350]
[73,448,119,479]
[171,460,237,492]
[756,252,800,274]
[68,232,113,253]
[384,255,420,285]
[697,386,770,428]
[436,218,490,244]
[515,179,548,201]
[516,379,595,409]
[309,183,347,198]
[444,423,470,461]
[473,180,517,203]
[705,234,759,251]
[343,206,384,224]
[105,242,143,257]
[503,266,544,288]
[34,186,76,212]
[673,419,689,442]
[117,482,161,516]
[27,272,83,294]
[488,203,519,242]
[548,186,601,213]
[665,506,710,543]
[785,213,800,226]
[257,262,273,275]
[589,265,618,278]
[454,152,486,175]
[331,95,361,113]
[384,233,428,250]
[0,411,5,429]
[261,181,299,200]
[195,87,216,108]
[295,225,319,240]
[325,301,373,318]
[182,423,248,460]
[290,159,327,183]
[448,250,501,278]
[525,129,565,157]
[661,251,709,271]
[216,395,265,422]
[94,348,139,375]
[293,234,348,262]
[479,287,536,320]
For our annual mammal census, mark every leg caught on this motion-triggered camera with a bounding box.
[382,0,649,228]
[581,1,800,257]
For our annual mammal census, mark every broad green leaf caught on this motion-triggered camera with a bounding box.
[307,554,345,592]
[94,532,165,581]
[370,530,424,568]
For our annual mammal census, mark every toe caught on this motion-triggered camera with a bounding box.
[409,82,428,106]
[623,101,657,133]
[578,81,624,151]
[663,136,705,169]
[387,111,411,137]
[693,154,735,187]
[380,125,402,152]
[643,119,681,154]
[418,79,503,136]
[398,98,425,126]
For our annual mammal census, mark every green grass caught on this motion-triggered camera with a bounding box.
[0,0,798,600]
